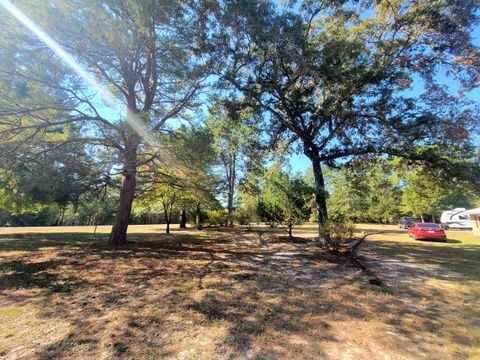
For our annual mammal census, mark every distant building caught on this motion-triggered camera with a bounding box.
[465,208,480,236]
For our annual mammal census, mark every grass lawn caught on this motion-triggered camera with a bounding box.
[0,223,479,359]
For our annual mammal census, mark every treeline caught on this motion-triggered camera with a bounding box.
[3,155,477,231]
[321,158,479,224]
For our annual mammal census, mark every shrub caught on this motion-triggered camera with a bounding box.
[205,209,228,226]
[319,220,355,250]
[235,207,253,225]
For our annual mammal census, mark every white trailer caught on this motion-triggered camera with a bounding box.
[440,208,472,230]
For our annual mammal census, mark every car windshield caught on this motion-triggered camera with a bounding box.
[417,224,440,228]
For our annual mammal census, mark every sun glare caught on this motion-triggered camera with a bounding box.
[0,0,157,148]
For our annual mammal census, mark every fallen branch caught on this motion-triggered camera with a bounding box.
[344,232,389,290]
[347,232,378,257]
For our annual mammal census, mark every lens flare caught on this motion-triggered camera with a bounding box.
[0,0,157,148]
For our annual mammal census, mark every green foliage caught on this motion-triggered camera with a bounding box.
[65,191,119,226]
[0,0,208,242]
[206,100,264,225]
[203,0,479,232]
[235,198,260,227]
[319,220,355,250]
[401,166,478,221]
[205,210,228,226]
[1,0,479,234]
[258,166,313,236]
[138,125,221,230]
[0,189,119,227]
[320,157,479,224]
[0,143,95,225]
[323,159,402,223]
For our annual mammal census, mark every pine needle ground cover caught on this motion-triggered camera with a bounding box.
[0,224,478,359]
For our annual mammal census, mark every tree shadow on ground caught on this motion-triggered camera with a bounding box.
[365,239,480,279]
[1,228,479,359]
[357,237,480,357]
[0,232,99,252]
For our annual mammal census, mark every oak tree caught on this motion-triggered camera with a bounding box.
[201,0,480,245]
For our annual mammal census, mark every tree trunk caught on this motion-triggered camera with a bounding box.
[195,202,202,230]
[179,209,187,228]
[53,212,61,226]
[226,153,236,227]
[72,201,79,226]
[310,156,329,237]
[421,215,425,222]
[432,214,435,223]
[162,201,171,234]
[108,148,137,246]
[288,224,292,237]
[304,142,331,246]
[59,206,66,226]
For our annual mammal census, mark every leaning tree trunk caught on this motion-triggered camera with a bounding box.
[179,209,187,228]
[304,143,330,245]
[108,147,137,246]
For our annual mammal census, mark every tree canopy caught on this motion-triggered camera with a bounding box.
[0,0,479,246]
[199,0,480,243]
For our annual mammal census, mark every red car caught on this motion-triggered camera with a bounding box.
[408,223,447,241]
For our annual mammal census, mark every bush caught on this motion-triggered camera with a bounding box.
[205,209,228,226]
[235,203,261,227]
[319,220,355,250]
[235,208,252,225]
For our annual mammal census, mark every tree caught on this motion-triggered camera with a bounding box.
[316,158,402,224]
[201,0,480,244]
[257,165,312,237]
[161,125,220,230]
[155,184,179,234]
[361,160,402,224]
[0,0,206,245]
[316,166,369,223]
[137,124,220,232]
[236,175,262,229]
[319,156,479,224]
[207,100,260,227]
[401,166,479,222]
[0,140,95,225]
[69,190,119,227]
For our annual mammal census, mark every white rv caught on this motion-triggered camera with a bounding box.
[440,208,472,230]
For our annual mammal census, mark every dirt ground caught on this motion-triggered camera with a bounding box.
[0,224,479,359]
